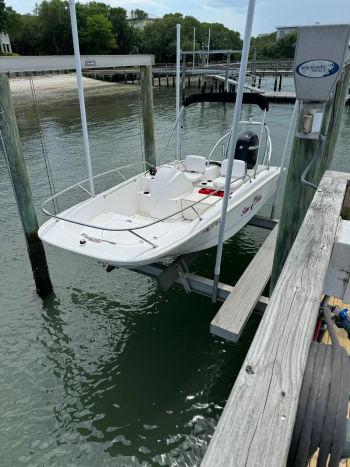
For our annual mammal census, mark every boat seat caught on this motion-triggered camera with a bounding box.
[183,155,208,183]
[149,166,193,219]
[213,159,246,190]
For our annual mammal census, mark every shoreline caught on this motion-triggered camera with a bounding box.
[10,72,140,103]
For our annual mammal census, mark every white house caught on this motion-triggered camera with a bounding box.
[0,32,12,53]
[127,16,158,31]
[276,26,299,40]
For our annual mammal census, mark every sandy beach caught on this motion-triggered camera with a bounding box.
[10,72,139,103]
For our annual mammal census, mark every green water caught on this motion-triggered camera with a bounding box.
[1,83,350,466]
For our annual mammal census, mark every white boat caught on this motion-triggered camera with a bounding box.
[38,92,280,268]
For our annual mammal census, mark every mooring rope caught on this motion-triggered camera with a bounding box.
[29,74,59,214]
[287,302,350,467]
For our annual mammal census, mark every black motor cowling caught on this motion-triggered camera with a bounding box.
[234,131,259,169]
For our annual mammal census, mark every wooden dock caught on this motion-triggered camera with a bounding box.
[201,170,350,466]
[211,224,278,342]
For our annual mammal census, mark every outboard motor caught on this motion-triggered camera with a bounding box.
[234,131,259,169]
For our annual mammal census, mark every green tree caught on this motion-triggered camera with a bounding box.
[80,13,116,54]
[109,6,135,53]
[251,31,297,59]
[142,13,242,62]
[35,0,72,54]
[131,9,148,20]
[9,14,41,55]
[0,0,6,31]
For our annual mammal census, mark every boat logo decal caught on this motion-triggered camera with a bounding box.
[241,194,262,216]
[296,60,339,78]
[84,58,97,67]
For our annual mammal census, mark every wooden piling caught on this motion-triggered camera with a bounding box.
[278,74,282,91]
[273,75,278,91]
[0,73,53,297]
[224,52,231,91]
[270,65,350,291]
[140,65,156,167]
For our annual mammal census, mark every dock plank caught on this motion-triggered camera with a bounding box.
[201,171,348,467]
[211,225,278,342]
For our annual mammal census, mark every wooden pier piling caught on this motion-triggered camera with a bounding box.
[0,73,53,297]
[140,65,156,167]
[271,64,350,291]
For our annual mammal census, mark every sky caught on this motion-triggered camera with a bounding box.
[6,0,350,36]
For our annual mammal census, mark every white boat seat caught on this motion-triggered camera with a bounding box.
[183,155,208,183]
[213,159,246,190]
[149,166,192,218]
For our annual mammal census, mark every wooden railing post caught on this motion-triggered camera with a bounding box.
[140,65,156,167]
[0,73,53,297]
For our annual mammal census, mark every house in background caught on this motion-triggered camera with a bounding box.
[127,16,158,31]
[0,32,12,53]
[276,25,299,40]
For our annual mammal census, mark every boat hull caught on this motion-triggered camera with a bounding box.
[39,167,279,268]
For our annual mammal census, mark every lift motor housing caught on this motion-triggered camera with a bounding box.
[293,24,350,139]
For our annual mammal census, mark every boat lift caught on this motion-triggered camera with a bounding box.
[0,0,292,329]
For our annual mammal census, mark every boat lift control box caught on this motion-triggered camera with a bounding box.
[294,24,350,139]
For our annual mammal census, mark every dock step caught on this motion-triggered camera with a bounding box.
[210,224,278,342]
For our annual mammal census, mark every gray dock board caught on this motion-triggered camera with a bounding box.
[201,171,348,467]
[211,225,278,342]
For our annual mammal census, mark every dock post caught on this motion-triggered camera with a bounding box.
[201,52,206,92]
[181,54,187,100]
[140,65,156,167]
[0,73,53,297]
[278,74,282,91]
[320,65,350,169]
[274,75,277,91]
[224,52,231,91]
[270,65,350,291]
[251,48,257,86]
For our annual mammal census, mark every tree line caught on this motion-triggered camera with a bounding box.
[0,0,296,61]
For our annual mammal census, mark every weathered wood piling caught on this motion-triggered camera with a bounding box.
[140,65,156,167]
[0,73,53,297]
[271,64,350,290]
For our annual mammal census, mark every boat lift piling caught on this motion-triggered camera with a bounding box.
[212,0,256,302]
[68,0,95,197]
[140,65,156,166]
[0,73,53,297]
[0,53,155,295]
[175,24,181,160]
[271,25,350,291]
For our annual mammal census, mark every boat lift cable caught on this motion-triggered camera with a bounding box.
[160,106,185,163]
[301,134,325,190]
[137,87,145,164]
[29,74,59,215]
[287,299,350,467]
[212,0,257,303]
[270,99,300,219]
